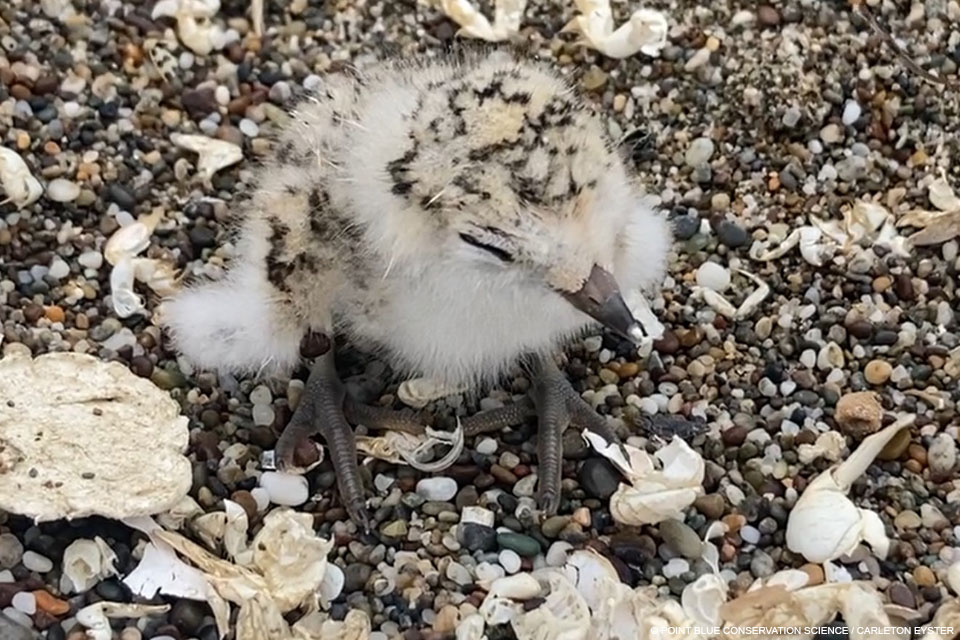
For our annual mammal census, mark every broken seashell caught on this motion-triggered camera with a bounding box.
[797,431,846,464]
[152,0,237,55]
[77,602,170,640]
[110,256,147,318]
[355,422,463,472]
[562,0,668,58]
[785,415,914,563]
[488,573,542,600]
[104,210,163,266]
[922,598,960,640]
[584,431,704,526]
[434,0,526,41]
[171,133,244,181]
[834,391,882,438]
[0,146,43,209]
[0,352,191,522]
[456,613,486,640]
[61,537,119,594]
[132,258,183,297]
[397,377,468,408]
[929,175,960,212]
[510,570,591,640]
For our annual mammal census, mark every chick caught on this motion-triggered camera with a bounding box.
[164,51,672,529]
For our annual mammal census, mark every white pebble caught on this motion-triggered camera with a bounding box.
[250,385,272,405]
[740,525,761,544]
[513,474,537,498]
[215,85,230,105]
[498,549,522,574]
[250,487,271,512]
[842,101,862,126]
[374,474,395,493]
[11,591,36,615]
[446,561,472,586]
[2,607,32,630]
[475,561,505,583]
[685,137,715,167]
[46,178,81,202]
[695,262,730,292]
[78,251,103,270]
[546,541,573,567]
[820,123,843,144]
[48,257,70,280]
[0,570,12,583]
[461,506,494,527]
[416,477,458,502]
[476,438,498,455]
[663,558,689,578]
[252,404,275,427]
[239,118,260,137]
[259,471,309,506]
[22,551,53,573]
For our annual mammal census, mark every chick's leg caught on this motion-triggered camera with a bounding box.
[460,354,623,516]
[275,344,371,531]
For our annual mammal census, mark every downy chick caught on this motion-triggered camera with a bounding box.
[164,51,672,529]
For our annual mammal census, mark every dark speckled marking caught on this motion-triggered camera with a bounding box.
[266,217,293,292]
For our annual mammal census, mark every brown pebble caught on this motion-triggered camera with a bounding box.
[904,459,923,474]
[231,490,259,521]
[693,494,725,519]
[799,563,824,586]
[878,427,911,460]
[834,391,882,438]
[721,425,748,446]
[653,331,679,354]
[863,360,892,385]
[887,582,916,608]
[758,5,781,25]
[913,565,936,587]
[44,305,65,323]
[721,513,745,534]
[292,438,321,468]
[129,356,154,378]
[34,590,70,616]
[490,464,518,485]
[907,443,927,466]
[894,274,915,300]
[75,313,89,330]
[300,332,331,358]
[10,84,31,100]
[24,303,44,323]
[846,320,874,340]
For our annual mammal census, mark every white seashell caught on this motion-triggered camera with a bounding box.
[436,0,525,41]
[456,613,487,640]
[222,499,249,559]
[62,538,118,594]
[785,416,914,563]
[488,573,542,600]
[110,256,147,318]
[562,1,668,58]
[355,423,463,472]
[397,376,468,408]
[798,226,825,266]
[797,430,846,464]
[681,573,727,626]
[756,227,801,261]
[132,258,182,297]
[584,431,704,526]
[461,505,495,527]
[930,175,960,212]
[171,133,243,180]
[155,495,204,530]
[104,210,163,266]
[697,287,738,319]
[77,602,170,640]
[0,147,43,209]
[923,599,960,640]
[479,595,520,626]
[510,570,591,640]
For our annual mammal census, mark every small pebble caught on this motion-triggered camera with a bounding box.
[22,551,53,573]
[416,477,458,502]
[498,549,522,574]
[259,472,309,506]
[695,261,731,292]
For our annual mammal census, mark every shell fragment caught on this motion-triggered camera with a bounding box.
[562,0,668,58]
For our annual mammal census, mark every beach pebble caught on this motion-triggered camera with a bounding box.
[498,549,522,574]
[259,472,309,506]
[22,551,53,573]
[696,262,731,292]
[416,477,458,502]
[47,178,80,202]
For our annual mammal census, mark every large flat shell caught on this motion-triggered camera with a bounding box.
[0,353,190,521]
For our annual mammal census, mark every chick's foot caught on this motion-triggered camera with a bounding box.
[275,340,429,532]
[462,354,623,516]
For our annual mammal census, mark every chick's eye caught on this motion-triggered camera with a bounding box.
[459,233,513,263]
